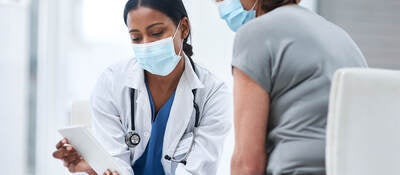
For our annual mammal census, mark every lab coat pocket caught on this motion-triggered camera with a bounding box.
[171,132,194,174]
[174,132,194,157]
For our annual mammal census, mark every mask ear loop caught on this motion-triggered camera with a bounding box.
[250,0,259,10]
[172,21,184,56]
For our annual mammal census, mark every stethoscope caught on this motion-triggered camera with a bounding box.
[125,58,200,165]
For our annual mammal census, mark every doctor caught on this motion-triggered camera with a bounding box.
[52,0,231,174]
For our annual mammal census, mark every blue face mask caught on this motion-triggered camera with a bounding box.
[132,23,183,76]
[218,0,258,32]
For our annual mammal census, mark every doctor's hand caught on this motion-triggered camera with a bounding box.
[52,138,96,175]
[103,169,119,175]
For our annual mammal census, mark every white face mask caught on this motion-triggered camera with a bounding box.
[132,22,183,76]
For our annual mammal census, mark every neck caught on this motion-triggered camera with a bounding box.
[145,56,185,92]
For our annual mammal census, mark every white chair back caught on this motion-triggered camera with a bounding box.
[326,68,400,175]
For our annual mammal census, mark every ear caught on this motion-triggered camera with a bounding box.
[180,17,190,40]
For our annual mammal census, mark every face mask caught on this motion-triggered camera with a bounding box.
[218,0,258,32]
[132,23,183,76]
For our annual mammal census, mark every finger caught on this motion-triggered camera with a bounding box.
[55,139,63,149]
[52,150,62,159]
[56,138,68,149]
[63,153,81,164]
[71,156,83,165]
[65,145,78,154]
[63,152,79,161]
[64,150,79,157]
[54,146,76,159]
[64,146,80,159]
[53,148,68,159]
[112,171,119,175]
[103,170,111,175]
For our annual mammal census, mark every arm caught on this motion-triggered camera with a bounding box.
[52,138,97,174]
[52,139,119,175]
[53,69,130,175]
[53,69,127,175]
[231,68,270,175]
[175,83,232,175]
[90,69,134,174]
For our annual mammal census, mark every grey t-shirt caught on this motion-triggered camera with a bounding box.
[232,5,367,175]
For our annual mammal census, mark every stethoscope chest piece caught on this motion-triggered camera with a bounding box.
[125,130,140,148]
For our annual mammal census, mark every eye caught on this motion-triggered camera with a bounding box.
[151,30,164,37]
[132,37,140,42]
[131,35,142,43]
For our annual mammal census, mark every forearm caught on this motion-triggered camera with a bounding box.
[231,68,270,175]
[231,122,268,175]
[231,150,267,175]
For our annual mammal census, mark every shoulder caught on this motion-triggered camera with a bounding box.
[92,58,137,95]
[194,63,229,95]
[101,59,137,79]
[97,58,139,85]
[236,5,322,40]
[236,5,296,36]
[192,63,232,126]
[193,63,231,116]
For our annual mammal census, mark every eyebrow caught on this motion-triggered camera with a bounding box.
[129,22,164,33]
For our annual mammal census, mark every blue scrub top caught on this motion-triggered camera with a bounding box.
[133,84,175,175]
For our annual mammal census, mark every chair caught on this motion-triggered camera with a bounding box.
[326,68,400,175]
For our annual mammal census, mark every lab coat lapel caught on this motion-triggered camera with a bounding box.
[162,56,204,173]
[133,88,152,162]
[164,78,193,149]
[162,73,193,174]
[125,59,152,162]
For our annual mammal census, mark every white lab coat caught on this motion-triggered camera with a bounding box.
[90,55,232,175]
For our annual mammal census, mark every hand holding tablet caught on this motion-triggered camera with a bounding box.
[54,125,129,175]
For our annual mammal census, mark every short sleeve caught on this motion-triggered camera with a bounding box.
[231,26,273,93]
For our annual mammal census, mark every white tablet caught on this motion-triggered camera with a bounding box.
[58,125,130,175]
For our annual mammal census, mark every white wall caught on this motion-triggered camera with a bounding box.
[35,0,78,174]
[35,0,133,174]
[319,0,400,69]
[0,2,29,175]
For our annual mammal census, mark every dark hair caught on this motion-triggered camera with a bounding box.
[123,0,193,56]
[261,0,299,12]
